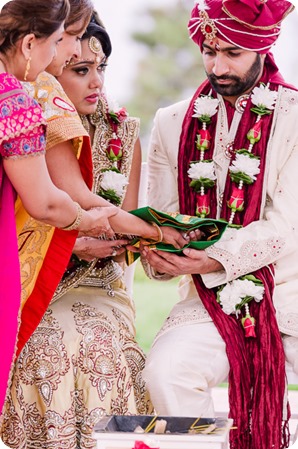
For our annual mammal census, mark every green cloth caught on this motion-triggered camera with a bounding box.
[127,207,228,262]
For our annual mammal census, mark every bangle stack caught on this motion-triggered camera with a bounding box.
[62,202,83,231]
[141,221,163,246]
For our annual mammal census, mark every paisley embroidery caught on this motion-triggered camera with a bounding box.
[1,95,152,449]
[73,302,123,401]
[18,309,70,407]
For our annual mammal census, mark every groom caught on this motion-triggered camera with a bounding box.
[142,1,298,448]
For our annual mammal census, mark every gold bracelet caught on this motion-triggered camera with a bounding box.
[150,221,163,243]
[62,202,83,231]
[141,221,163,246]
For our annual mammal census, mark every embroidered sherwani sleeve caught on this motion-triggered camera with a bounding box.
[147,108,180,212]
[142,105,182,280]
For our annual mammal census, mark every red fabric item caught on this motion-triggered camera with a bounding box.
[77,135,94,190]
[16,228,78,357]
[188,0,294,53]
[223,0,293,28]
[0,162,21,414]
[177,58,291,448]
[133,442,159,449]
[16,136,93,356]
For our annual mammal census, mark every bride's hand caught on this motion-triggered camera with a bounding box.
[73,236,130,261]
[181,229,205,242]
[80,205,118,238]
[161,226,190,249]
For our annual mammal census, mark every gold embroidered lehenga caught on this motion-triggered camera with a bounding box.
[1,95,151,449]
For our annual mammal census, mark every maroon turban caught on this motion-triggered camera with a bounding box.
[188,0,294,53]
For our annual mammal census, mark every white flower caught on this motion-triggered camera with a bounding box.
[237,279,264,302]
[195,0,209,11]
[188,161,216,180]
[106,95,121,113]
[100,170,128,197]
[229,153,260,181]
[193,95,219,119]
[219,282,240,314]
[218,278,265,315]
[251,84,278,110]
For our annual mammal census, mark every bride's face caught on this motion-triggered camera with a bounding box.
[57,38,107,115]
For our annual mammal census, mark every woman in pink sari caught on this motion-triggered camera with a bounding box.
[0,0,118,423]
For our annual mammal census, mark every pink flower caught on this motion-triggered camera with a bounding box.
[241,314,256,338]
[228,186,245,212]
[196,129,211,151]
[117,107,128,122]
[106,138,122,161]
[196,194,210,217]
[247,120,262,145]
[109,107,128,124]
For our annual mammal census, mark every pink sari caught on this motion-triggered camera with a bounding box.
[0,72,46,420]
[0,160,21,418]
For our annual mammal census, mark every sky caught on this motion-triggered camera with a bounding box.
[0,0,297,103]
[93,0,174,102]
[94,0,298,103]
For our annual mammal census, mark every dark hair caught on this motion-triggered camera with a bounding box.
[0,0,70,52]
[82,20,112,58]
[90,10,105,28]
[65,0,93,34]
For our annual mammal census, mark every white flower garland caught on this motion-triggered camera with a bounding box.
[188,160,216,181]
[192,94,219,121]
[250,84,278,111]
[100,170,129,199]
[229,153,260,183]
[218,277,265,316]
[188,83,277,333]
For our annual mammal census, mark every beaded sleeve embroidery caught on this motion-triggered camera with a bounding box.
[0,73,46,158]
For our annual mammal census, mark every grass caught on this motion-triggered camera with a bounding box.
[133,260,180,354]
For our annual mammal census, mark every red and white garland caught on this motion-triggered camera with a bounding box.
[188,83,278,337]
[98,96,129,206]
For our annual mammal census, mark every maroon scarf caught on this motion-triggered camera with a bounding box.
[178,54,291,449]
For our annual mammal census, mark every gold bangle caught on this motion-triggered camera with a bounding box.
[150,221,163,243]
[62,202,83,231]
[141,221,163,246]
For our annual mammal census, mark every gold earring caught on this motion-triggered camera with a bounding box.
[24,56,31,81]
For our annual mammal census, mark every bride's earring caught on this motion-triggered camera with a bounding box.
[24,56,31,81]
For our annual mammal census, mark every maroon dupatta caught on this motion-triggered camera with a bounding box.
[177,54,292,449]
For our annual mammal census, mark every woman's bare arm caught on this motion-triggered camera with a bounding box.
[45,139,186,246]
[4,155,117,236]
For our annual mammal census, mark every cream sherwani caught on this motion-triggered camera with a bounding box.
[143,87,298,416]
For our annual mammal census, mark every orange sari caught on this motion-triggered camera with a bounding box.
[16,73,93,356]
